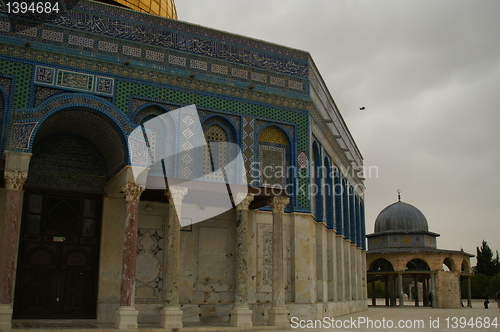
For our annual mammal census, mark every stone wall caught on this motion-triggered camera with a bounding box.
[436,271,461,308]
[96,202,367,324]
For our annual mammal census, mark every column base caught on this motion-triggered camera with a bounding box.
[160,306,183,329]
[230,306,253,328]
[115,306,138,329]
[267,307,289,327]
[0,304,13,330]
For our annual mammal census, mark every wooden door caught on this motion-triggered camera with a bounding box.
[14,192,101,319]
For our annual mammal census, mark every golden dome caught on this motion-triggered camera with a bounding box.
[111,0,177,19]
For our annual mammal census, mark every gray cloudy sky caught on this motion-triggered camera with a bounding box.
[175,0,500,262]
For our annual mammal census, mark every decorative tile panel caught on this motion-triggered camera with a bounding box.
[123,45,142,57]
[146,50,164,62]
[98,41,118,53]
[57,70,93,92]
[10,122,37,149]
[190,60,207,71]
[34,86,65,107]
[168,55,186,66]
[0,21,9,32]
[289,80,303,90]
[231,68,248,79]
[42,30,64,42]
[211,64,228,75]
[68,35,94,48]
[251,72,267,83]
[0,19,307,94]
[44,2,309,78]
[298,151,308,170]
[95,77,114,94]
[16,26,37,37]
[270,76,286,87]
[135,229,164,302]
[34,66,114,96]
[35,66,55,85]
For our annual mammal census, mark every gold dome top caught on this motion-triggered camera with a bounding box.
[112,0,177,19]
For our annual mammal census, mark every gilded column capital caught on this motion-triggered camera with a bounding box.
[122,182,145,202]
[236,193,254,210]
[166,187,188,206]
[4,170,28,191]
[267,197,290,213]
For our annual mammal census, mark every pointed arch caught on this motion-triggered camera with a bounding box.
[406,259,430,271]
[324,156,334,229]
[257,125,289,188]
[369,258,395,272]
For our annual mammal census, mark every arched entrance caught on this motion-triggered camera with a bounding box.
[13,107,128,319]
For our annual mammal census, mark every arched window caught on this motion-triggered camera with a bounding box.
[369,258,394,272]
[443,258,454,272]
[324,157,334,229]
[349,185,356,244]
[360,198,366,249]
[258,126,289,188]
[203,124,229,182]
[461,260,470,273]
[334,167,343,233]
[135,107,173,185]
[134,105,167,125]
[406,259,430,271]
[342,178,350,239]
[311,141,323,221]
[355,194,361,246]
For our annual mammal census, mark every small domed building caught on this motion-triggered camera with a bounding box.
[366,193,473,308]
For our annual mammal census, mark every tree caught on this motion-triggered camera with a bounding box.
[476,240,500,276]
[470,273,491,299]
[487,272,500,298]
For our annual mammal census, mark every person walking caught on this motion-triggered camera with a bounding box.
[484,293,489,309]
[495,290,500,308]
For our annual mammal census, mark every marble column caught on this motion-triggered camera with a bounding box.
[467,277,472,308]
[430,274,437,308]
[230,193,254,327]
[384,276,389,306]
[371,277,376,306]
[336,235,345,302]
[422,276,428,307]
[160,187,188,329]
[115,182,144,329]
[267,197,290,327]
[414,275,419,306]
[0,169,28,329]
[389,277,396,306]
[398,273,404,307]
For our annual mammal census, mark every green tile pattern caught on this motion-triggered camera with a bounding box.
[116,81,308,150]
[116,80,309,208]
[0,59,32,109]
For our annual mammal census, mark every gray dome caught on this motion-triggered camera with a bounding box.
[374,201,428,233]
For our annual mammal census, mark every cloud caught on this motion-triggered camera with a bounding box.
[176,0,500,260]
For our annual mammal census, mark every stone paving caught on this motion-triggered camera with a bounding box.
[7,301,500,332]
